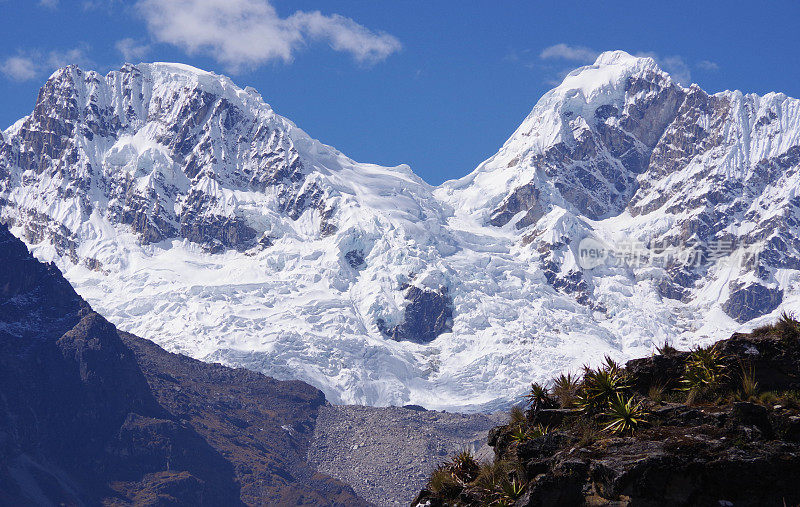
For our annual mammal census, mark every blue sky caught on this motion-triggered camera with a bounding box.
[2,0,799,185]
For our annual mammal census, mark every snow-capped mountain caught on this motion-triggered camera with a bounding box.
[2,51,799,411]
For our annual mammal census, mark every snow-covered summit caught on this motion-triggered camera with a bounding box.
[2,56,800,411]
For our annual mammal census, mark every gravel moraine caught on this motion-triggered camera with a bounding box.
[307,404,504,506]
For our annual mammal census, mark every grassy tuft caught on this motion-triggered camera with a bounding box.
[648,382,668,404]
[552,372,581,408]
[428,466,461,499]
[776,311,800,341]
[735,360,759,401]
[508,405,526,428]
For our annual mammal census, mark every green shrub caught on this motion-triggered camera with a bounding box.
[603,393,648,435]
[757,390,800,409]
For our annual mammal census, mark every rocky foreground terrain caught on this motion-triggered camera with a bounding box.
[413,320,800,506]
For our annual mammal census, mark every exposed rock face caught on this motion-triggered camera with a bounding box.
[378,285,453,343]
[0,223,365,505]
[119,333,367,506]
[722,283,784,323]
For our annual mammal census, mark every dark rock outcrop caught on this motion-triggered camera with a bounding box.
[378,285,453,343]
[722,282,784,323]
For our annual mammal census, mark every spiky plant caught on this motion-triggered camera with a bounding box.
[508,405,526,428]
[510,423,550,443]
[603,393,648,435]
[496,477,525,503]
[736,360,759,401]
[428,466,461,499]
[655,338,678,356]
[449,449,480,483]
[509,425,529,442]
[681,344,729,403]
[776,311,800,341]
[474,460,511,493]
[577,359,631,413]
[530,423,551,438]
[524,382,556,412]
[552,372,581,408]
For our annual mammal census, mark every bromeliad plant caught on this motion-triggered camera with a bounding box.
[576,356,632,414]
[524,382,557,412]
[681,344,729,403]
[603,393,648,435]
[495,477,525,504]
[510,423,551,442]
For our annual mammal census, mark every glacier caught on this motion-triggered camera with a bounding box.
[2,51,800,411]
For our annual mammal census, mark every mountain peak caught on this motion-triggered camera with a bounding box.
[593,50,654,68]
[553,50,668,101]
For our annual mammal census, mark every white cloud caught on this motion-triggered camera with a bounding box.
[0,47,93,82]
[537,45,697,87]
[47,47,93,69]
[135,0,401,72]
[697,60,720,71]
[289,11,401,64]
[39,0,58,8]
[636,52,691,85]
[82,0,122,9]
[539,44,598,62]
[1,56,39,81]
[116,38,151,62]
